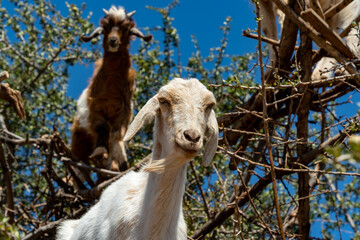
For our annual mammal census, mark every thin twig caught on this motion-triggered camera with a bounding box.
[255,2,286,239]
[190,161,211,220]
[62,158,120,177]
[236,168,276,240]
[218,146,360,177]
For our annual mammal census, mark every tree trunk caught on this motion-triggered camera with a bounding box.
[296,1,313,239]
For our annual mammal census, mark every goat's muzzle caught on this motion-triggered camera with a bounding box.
[109,36,119,48]
[184,130,201,143]
[175,129,203,156]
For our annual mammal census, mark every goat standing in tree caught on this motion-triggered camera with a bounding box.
[71,6,152,172]
[57,78,219,240]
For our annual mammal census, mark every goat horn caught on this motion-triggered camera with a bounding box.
[80,26,104,42]
[130,27,153,42]
[127,10,136,18]
[102,8,109,15]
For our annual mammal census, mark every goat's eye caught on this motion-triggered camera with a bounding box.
[158,98,170,105]
[205,103,215,111]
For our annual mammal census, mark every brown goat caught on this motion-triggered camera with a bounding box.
[71,6,152,173]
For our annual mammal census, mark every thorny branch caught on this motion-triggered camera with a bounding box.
[255,2,286,239]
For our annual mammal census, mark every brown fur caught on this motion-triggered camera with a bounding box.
[71,118,94,165]
[71,8,138,172]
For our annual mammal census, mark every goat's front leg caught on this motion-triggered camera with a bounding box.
[346,28,360,57]
[108,124,128,171]
[89,116,110,168]
[312,57,334,80]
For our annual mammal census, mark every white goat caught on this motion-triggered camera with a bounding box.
[311,0,360,80]
[259,0,360,79]
[56,78,219,240]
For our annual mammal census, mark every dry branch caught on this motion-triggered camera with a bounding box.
[0,81,26,119]
[324,0,354,20]
[277,0,298,73]
[0,141,14,223]
[62,158,120,177]
[271,0,359,83]
[301,8,354,58]
[242,30,279,46]
[255,2,285,237]
[296,5,313,237]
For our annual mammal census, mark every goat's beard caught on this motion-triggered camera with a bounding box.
[107,46,119,52]
[144,151,192,174]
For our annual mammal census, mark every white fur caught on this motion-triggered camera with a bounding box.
[75,88,89,130]
[56,220,79,240]
[312,0,360,79]
[108,6,126,23]
[56,78,219,240]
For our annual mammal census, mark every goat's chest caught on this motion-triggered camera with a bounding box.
[89,93,131,119]
[89,77,133,109]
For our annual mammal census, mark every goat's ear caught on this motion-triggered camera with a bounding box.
[203,110,219,166]
[130,27,153,42]
[123,96,159,142]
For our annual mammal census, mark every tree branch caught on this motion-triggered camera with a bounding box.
[191,119,359,238]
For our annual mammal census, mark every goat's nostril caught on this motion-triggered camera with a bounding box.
[184,130,200,143]
[109,37,118,47]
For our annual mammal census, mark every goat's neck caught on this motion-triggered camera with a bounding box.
[139,136,188,239]
[103,50,131,72]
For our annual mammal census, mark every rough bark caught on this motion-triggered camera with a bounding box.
[295,1,313,238]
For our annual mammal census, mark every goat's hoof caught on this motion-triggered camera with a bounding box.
[109,160,128,172]
[89,147,108,159]
[111,161,120,172]
[118,161,129,172]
